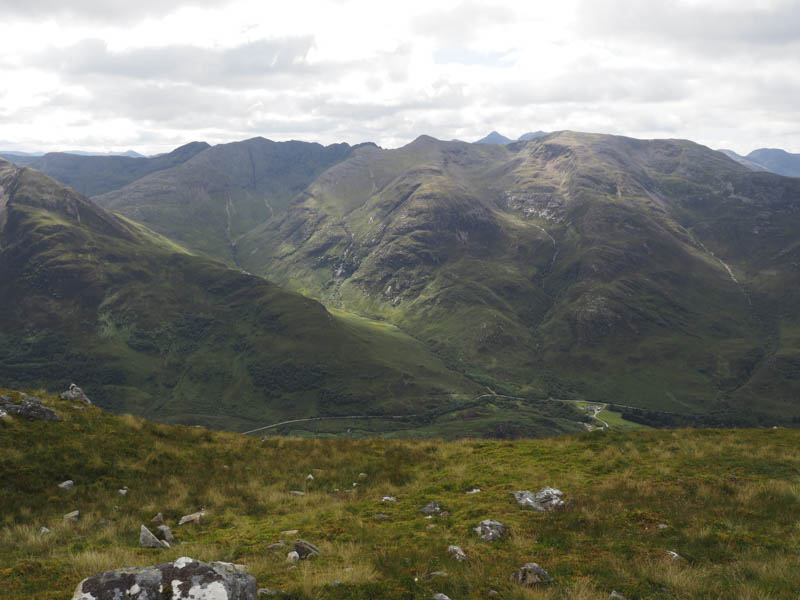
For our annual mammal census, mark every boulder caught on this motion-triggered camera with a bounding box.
[465,487,481,494]
[294,540,320,560]
[60,383,92,405]
[150,512,165,525]
[432,594,452,600]
[510,562,554,587]
[474,519,506,541]
[139,524,169,549]
[286,551,299,564]
[0,394,60,421]
[512,487,565,512]
[381,496,398,502]
[266,542,286,550]
[118,487,129,496]
[156,525,175,545]
[420,501,443,515]
[289,490,306,496]
[64,510,80,523]
[447,545,467,561]
[610,591,626,599]
[58,480,75,492]
[178,509,205,525]
[358,472,368,480]
[71,556,257,599]
[39,526,51,536]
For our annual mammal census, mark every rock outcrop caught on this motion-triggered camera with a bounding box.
[474,519,506,541]
[510,562,554,586]
[0,394,60,421]
[71,556,257,599]
[512,487,566,512]
[60,384,92,405]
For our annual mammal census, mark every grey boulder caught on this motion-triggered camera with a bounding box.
[156,525,175,545]
[512,487,565,512]
[474,519,506,541]
[71,556,257,599]
[294,540,320,559]
[58,480,75,492]
[139,525,169,549]
[447,545,467,561]
[420,501,443,515]
[0,394,60,421]
[510,562,554,587]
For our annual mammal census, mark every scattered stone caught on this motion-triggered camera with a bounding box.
[281,529,299,535]
[358,472,368,480]
[178,509,206,525]
[289,490,306,496]
[0,394,60,421]
[60,383,92,405]
[420,501,443,515]
[510,562,554,587]
[665,550,682,560]
[64,510,80,523]
[306,474,314,481]
[156,525,175,544]
[422,571,448,581]
[382,496,398,502]
[610,591,626,599]
[432,594,451,600]
[266,542,286,550]
[474,519,506,541]
[352,482,358,487]
[512,487,565,512]
[39,526,51,536]
[72,406,86,411]
[118,487,129,496]
[151,512,165,525]
[294,540,320,560]
[488,590,499,597]
[58,480,74,492]
[374,513,390,520]
[71,556,257,600]
[286,551,300,564]
[139,524,169,549]
[447,545,467,561]
[465,488,481,495]
[658,523,668,530]
[258,589,282,597]
[426,524,436,530]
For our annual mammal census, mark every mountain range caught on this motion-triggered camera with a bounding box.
[2,130,800,432]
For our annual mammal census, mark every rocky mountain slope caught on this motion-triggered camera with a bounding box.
[0,142,209,196]
[0,158,492,430]
[232,132,800,423]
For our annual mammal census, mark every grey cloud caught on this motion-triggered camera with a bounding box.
[0,0,233,23]
[34,37,316,87]
[413,1,516,44]
[577,0,800,52]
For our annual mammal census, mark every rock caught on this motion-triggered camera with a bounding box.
[64,510,80,523]
[289,490,306,496]
[488,590,499,596]
[381,496,398,502]
[139,524,168,549]
[150,512,165,525]
[294,540,320,560]
[422,571,447,580]
[474,519,506,541]
[0,394,60,421]
[432,594,452,600]
[665,550,682,560]
[156,524,175,544]
[658,523,668,530]
[286,551,299,563]
[178,509,206,525]
[447,545,467,561]
[512,487,565,512]
[610,591,626,599]
[420,501,443,515]
[358,472,368,480]
[60,383,92,405]
[58,480,74,492]
[258,589,282,596]
[306,474,314,481]
[118,487,129,496]
[374,513,390,520]
[71,556,257,599]
[280,529,298,535]
[510,562,554,587]
[465,488,481,495]
[266,542,286,550]
[39,526,51,536]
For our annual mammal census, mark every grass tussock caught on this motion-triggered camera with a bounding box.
[1,391,799,599]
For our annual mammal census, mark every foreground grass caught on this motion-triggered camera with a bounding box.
[1,390,799,599]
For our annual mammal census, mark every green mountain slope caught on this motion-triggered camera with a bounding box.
[0,158,495,431]
[94,138,360,265]
[746,148,800,178]
[235,132,800,423]
[0,142,210,196]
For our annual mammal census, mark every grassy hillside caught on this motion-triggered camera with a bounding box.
[0,158,496,430]
[0,142,210,196]
[2,391,799,599]
[235,132,800,424]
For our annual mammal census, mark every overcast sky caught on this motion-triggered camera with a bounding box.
[0,0,798,155]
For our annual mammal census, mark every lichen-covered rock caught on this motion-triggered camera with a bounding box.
[71,556,257,599]
[420,501,443,515]
[474,519,506,541]
[447,545,467,561]
[60,383,92,405]
[294,540,320,559]
[512,487,565,512]
[0,394,60,421]
[510,562,554,586]
[156,524,175,545]
[139,524,168,549]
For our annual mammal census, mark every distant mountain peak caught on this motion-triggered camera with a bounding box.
[518,131,549,141]
[474,131,513,145]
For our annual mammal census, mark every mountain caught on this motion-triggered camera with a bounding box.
[745,148,800,178]
[0,142,209,196]
[95,138,362,265]
[518,131,549,141]
[233,131,800,425]
[0,157,493,431]
[717,149,769,172]
[474,131,513,144]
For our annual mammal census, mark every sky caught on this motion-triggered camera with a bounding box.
[0,0,798,155]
